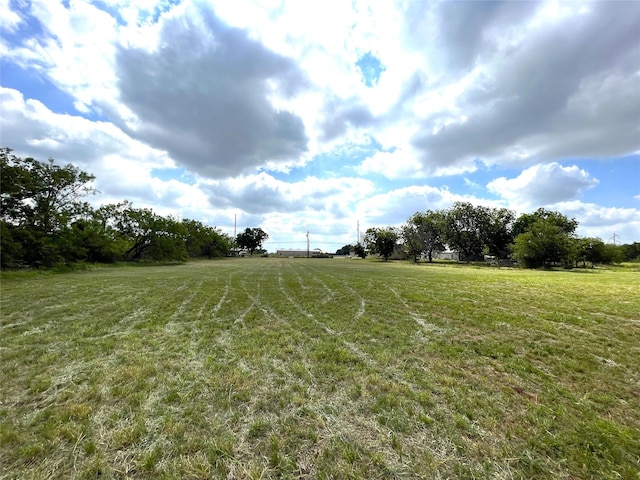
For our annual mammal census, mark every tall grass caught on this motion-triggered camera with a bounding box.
[1,258,638,479]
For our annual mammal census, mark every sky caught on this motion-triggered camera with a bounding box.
[1,0,639,253]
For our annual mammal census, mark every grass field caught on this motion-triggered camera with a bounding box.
[1,258,639,479]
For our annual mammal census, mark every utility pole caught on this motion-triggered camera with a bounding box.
[357,220,360,246]
[306,231,310,258]
[610,233,619,245]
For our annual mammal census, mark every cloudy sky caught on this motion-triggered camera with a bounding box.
[1,0,639,252]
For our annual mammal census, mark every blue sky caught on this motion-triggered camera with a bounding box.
[1,0,639,252]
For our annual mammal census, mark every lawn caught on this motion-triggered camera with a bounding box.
[1,258,639,479]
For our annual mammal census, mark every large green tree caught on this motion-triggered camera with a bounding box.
[512,208,578,238]
[1,148,96,267]
[335,244,353,256]
[353,243,366,258]
[0,148,96,234]
[1,147,235,268]
[365,227,398,261]
[441,203,517,261]
[236,227,269,255]
[101,202,188,262]
[402,210,445,263]
[484,207,516,258]
[575,238,607,267]
[511,211,578,268]
[443,202,488,261]
[182,219,231,258]
[620,242,640,262]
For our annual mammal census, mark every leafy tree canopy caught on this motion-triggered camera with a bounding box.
[236,227,269,255]
[442,202,490,261]
[353,243,366,259]
[1,148,231,268]
[335,244,353,256]
[402,210,446,263]
[512,208,578,238]
[365,227,398,261]
[1,147,96,234]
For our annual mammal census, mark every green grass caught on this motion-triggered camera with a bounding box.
[1,258,639,479]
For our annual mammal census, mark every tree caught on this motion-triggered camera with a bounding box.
[101,202,188,262]
[512,208,578,238]
[58,217,129,263]
[484,207,516,258]
[364,227,398,261]
[443,202,488,262]
[603,243,625,264]
[353,243,366,258]
[236,227,269,255]
[575,237,606,267]
[0,148,96,234]
[402,222,424,263]
[402,210,446,263]
[621,242,640,262]
[182,219,231,258]
[1,148,97,267]
[512,209,577,268]
[335,244,352,256]
[1,147,233,268]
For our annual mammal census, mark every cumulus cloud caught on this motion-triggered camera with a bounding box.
[2,0,120,112]
[0,87,194,211]
[319,96,376,141]
[0,0,24,33]
[0,87,172,170]
[487,162,599,207]
[432,0,539,72]
[114,2,309,178]
[358,150,424,179]
[356,184,481,227]
[201,173,375,216]
[554,201,640,242]
[409,2,640,170]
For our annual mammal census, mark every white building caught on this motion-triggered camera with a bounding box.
[276,248,325,257]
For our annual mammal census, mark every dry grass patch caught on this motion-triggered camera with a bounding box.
[1,258,639,479]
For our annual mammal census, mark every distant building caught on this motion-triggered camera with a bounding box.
[433,251,459,261]
[276,248,325,257]
[228,248,249,257]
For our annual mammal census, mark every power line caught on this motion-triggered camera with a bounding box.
[609,233,620,245]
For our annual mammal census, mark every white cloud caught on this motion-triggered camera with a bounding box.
[8,0,637,180]
[464,178,480,189]
[0,0,23,33]
[408,2,640,171]
[358,150,424,179]
[359,146,479,179]
[0,87,191,213]
[356,184,483,227]
[487,162,599,208]
[554,201,640,243]
[113,2,310,178]
[5,0,120,113]
[202,172,375,216]
[0,87,172,169]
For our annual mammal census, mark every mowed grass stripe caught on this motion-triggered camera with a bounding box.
[1,258,639,479]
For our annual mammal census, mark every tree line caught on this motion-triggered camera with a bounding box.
[3,148,637,269]
[342,203,638,268]
[0,148,269,268]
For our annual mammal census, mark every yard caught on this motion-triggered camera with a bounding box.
[1,258,638,479]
